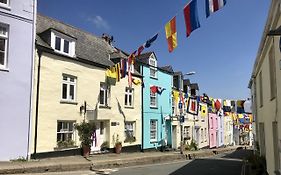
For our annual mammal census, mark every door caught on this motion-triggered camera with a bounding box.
[172,125,177,149]
[91,121,105,152]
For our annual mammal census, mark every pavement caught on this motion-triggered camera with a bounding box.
[0,146,243,174]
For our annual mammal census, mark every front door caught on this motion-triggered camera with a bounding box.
[91,121,105,152]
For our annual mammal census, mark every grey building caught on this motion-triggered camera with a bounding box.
[0,0,36,160]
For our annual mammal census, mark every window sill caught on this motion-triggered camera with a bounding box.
[124,106,134,109]
[54,146,78,151]
[150,76,158,80]
[150,140,158,143]
[0,67,9,72]
[60,100,78,105]
[150,106,158,109]
[0,4,11,10]
[99,105,111,109]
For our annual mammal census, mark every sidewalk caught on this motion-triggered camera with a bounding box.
[0,146,241,174]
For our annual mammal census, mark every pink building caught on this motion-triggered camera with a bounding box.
[208,113,217,148]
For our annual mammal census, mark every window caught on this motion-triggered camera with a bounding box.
[0,24,8,69]
[184,126,190,139]
[210,117,213,129]
[100,122,104,135]
[269,47,276,99]
[100,83,110,106]
[150,88,157,108]
[51,31,75,57]
[61,75,76,102]
[57,121,75,142]
[149,57,157,78]
[0,0,9,6]
[125,87,134,107]
[259,71,263,107]
[150,120,157,142]
[124,121,135,142]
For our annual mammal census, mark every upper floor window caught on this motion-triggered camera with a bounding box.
[0,0,9,6]
[150,88,157,108]
[0,24,8,69]
[124,87,134,107]
[149,57,157,78]
[51,31,75,57]
[62,75,76,102]
[100,83,110,107]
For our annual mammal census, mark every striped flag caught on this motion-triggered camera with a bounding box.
[184,0,200,37]
[165,17,177,53]
[206,0,226,18]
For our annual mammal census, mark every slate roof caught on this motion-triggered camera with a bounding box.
[160,65,174,73]
[36,14,127,67]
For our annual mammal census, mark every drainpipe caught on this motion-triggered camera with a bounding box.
[33,49,42,158]
[141,65,144,152]
[27,0,37,160]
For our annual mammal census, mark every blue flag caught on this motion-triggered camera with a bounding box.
[144,33,158,48]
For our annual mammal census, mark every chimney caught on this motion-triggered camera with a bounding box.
[102,33,114,45]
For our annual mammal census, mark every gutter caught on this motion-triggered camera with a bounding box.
[27,0,37,160]
[33,48,42,158]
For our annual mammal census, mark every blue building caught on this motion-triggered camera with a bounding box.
[0,0,36,160]
[136,52,173,150]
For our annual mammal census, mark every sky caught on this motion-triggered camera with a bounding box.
[38,0,270,100]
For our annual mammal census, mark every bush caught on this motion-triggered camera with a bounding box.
[185,140,198,151]
[75,121,95,147]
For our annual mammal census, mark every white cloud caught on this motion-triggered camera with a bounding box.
[87,15,110,30]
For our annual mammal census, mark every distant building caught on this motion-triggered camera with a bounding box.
[0,0,36,160]
[249,0,281,174]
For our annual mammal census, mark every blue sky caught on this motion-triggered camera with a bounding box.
[38,0,270,100]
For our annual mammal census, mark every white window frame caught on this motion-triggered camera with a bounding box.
[0,24,8,70]
[149,56,157,78]
[57,121,75,142]
[150,120,158,142]
[183,126,190,139]
[51,31,75,57]
[0,0,10,9]
[100,83,110,107]
[124,121,135,142]
[61,74,76,102]
[150,88,157,108]
[124,87,134,107]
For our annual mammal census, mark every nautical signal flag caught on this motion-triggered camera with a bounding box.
[144,33,158,48]
[165,17,177,52]
[183,0,200,37]
[205,0,226,18]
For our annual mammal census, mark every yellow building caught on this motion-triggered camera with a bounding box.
[30,14,142,157]
[249,0,281,174]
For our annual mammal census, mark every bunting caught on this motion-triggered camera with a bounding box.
[205,0,227,18]
[183,0,200,37]
[115,63,120,82]
[165,17,177,52]
[121,58,127,78]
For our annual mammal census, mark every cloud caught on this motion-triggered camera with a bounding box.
[86,15,110,30]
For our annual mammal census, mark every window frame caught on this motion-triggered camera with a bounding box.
[99,83,110,107]
[61,74,77,102]
[51,31,75,57]
[124,121,135,142]
[183,126,190,139]
[124,87,134,108]
[0,24,8,70]
[0,0,10,9]
[150,88,157,108]
[258,71,263,107]
[149,57,157,79]
[150,120,158,142]
[269,46,276,100]
[57,121,75,142]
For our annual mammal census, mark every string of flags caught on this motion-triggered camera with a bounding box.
[105,0,227,88]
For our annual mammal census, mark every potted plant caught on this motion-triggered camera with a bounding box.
[75,121,95,157]
[112,134,122,154]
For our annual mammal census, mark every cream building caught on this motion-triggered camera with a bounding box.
[249,0,281,174]
[223,114,233,146]
[30,14,142,157]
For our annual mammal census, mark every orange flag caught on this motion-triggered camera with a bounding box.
[165,17,177,52]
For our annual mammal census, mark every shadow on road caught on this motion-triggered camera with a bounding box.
[169,148,254,175]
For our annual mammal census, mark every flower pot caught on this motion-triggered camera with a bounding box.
[82,145,91,157]
[115,144,122,154]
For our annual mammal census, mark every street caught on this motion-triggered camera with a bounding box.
[12,148,251,175]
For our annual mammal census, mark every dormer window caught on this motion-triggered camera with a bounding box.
[0,0,9,7]
[149,55,157,79]
[51,31,75,57]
